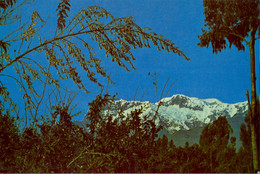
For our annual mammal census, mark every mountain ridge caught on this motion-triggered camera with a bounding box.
[101,94,248,132]
[77,94,248,147]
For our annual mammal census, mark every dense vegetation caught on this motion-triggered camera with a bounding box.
[0,0,258,172]
[0,94,255,173]
[198,0,259,171]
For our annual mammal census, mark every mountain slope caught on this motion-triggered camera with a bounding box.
[79,94,248,147]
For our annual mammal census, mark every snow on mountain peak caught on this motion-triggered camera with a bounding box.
[203,98,222,105]
[96,94,248,133]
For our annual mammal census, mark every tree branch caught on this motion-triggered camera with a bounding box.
[224,26,250,45]
[0,27,114,73]
[33,63,51,121]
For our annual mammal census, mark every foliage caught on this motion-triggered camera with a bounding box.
[0,0,17,10]
[1,94,253,173]
[79,94,163,172]
[0,0,33,25]
[237,116,254,172]
[0,110,20,172]
[0,0,189,125]
[199,116,237,172]
[56,0,71,30]
[237,98,260,172]
[198,0,259,53]
[0,0,255,173]
[198,0,259,171]
[0,81,17,114]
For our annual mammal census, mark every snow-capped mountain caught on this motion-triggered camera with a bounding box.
[101,94,248,133]
[78,94,248,147]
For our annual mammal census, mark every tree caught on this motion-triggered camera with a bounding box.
[1,1,191,172]
[199,116,236,172]
[84,94,162,172]
[198,0,259,171]
[0,0,189,126]
[15,95,89,173]
[0,110,20,172]
[238,112,254,172]
[147,135,174,173]
[238,98,260,172]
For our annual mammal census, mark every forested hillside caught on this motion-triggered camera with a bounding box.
[1,0,259,172]
[0,94,255,172]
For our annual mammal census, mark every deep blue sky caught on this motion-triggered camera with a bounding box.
[1,0,259,121]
